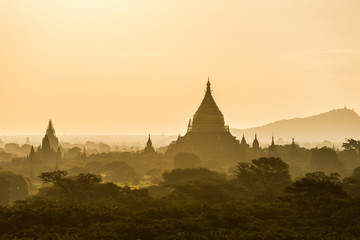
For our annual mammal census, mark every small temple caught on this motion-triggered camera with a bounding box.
[166,79,241,165]
[143,134,156,154]
[252,134,260,150]
[25,120,61,169]
[45,120,59,151]
[268,136,278,157]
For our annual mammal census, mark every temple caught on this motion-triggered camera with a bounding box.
[268,136,278,157]
[166,79,241,165]
[25,120,61,168]
[252,134,260,150]
[46,120,59,151]
[187,80,229,133]
[143,134,156,154]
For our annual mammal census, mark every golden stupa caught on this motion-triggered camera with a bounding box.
[188,80,229,133]
[166,79,241,165]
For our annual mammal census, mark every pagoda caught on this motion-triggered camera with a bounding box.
[143,134,156,154]
[268,136,278,157]
[46,120,59,150]
[252,134,260,150]
[166,79,241,165]
[24,120,61,168]
[187,80,228,133]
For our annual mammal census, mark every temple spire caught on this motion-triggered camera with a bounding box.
[290,137,297,155]
[48,119,53,128]
[45,120,59,151]
[147,134,152,147]
[206,78,211,93]
[268,135,278,157]
[143,134,155,154]
[47,120,55,135]
[189,78,226,132]
[252,133,260,149]
[240,134,248,151]
[241,134,247,145]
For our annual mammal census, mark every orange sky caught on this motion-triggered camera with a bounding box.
[1,0,360,135]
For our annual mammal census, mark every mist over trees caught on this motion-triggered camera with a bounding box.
[1,122,360,238]
[1,159,360,239]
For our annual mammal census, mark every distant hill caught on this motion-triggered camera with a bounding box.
[231,108,360,143]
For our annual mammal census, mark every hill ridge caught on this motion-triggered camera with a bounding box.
[230,108,360,142]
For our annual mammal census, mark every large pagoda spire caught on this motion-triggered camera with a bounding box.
[189,78,227,132]
[165,78,242,163]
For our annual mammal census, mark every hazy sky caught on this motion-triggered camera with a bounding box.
[1,0,360,135]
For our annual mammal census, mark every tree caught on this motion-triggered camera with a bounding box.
[162,168,230,202]
[5,143,21,155]
[342,138,360,153]
[85,161,103,174]
[343,166,360,199]
[102,161,136,183]
[99,143,111,153]
[66,147,82,160]
[162,168,226,186]
[173,152,201,169]
[36,171,137,202]
[310,147,343,174]
[0,176,10,205]
[283,172,348,216]
[38,170,68,189]
[0,171,30,203]
[233,157,291,200]
[77,173,102,185]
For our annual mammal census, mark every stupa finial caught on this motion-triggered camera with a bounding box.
[206,78,211,92]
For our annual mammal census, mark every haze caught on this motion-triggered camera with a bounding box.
[1,0,360,135]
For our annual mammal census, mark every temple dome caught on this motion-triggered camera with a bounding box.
[189,80,228,132]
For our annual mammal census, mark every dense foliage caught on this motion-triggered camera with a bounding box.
[1,159,360,239]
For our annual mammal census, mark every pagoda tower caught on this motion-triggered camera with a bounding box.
[46,120,59,151]
[166,79,241,165]
[143,134,156,154]
[289,137,298,156]
[35,120,61,164]
[252,134,260,150]
[240,135,248,149]
[187,80,228,132]
[268,136,278,157]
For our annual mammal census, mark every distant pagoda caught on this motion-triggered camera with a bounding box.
[143,134,156,154]
[166,79,241,165]
[25,120,61,168]
[46,120,59,151]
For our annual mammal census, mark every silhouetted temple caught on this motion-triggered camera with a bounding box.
[240,134,249,151]
[187,80,229,133]
[143,134,156,154]
[289,137,298,157]
[166,79,241,165]
[46,120,59,150]
[25,120,61,168]
[252,134,260,150]
[268,136,278,157]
